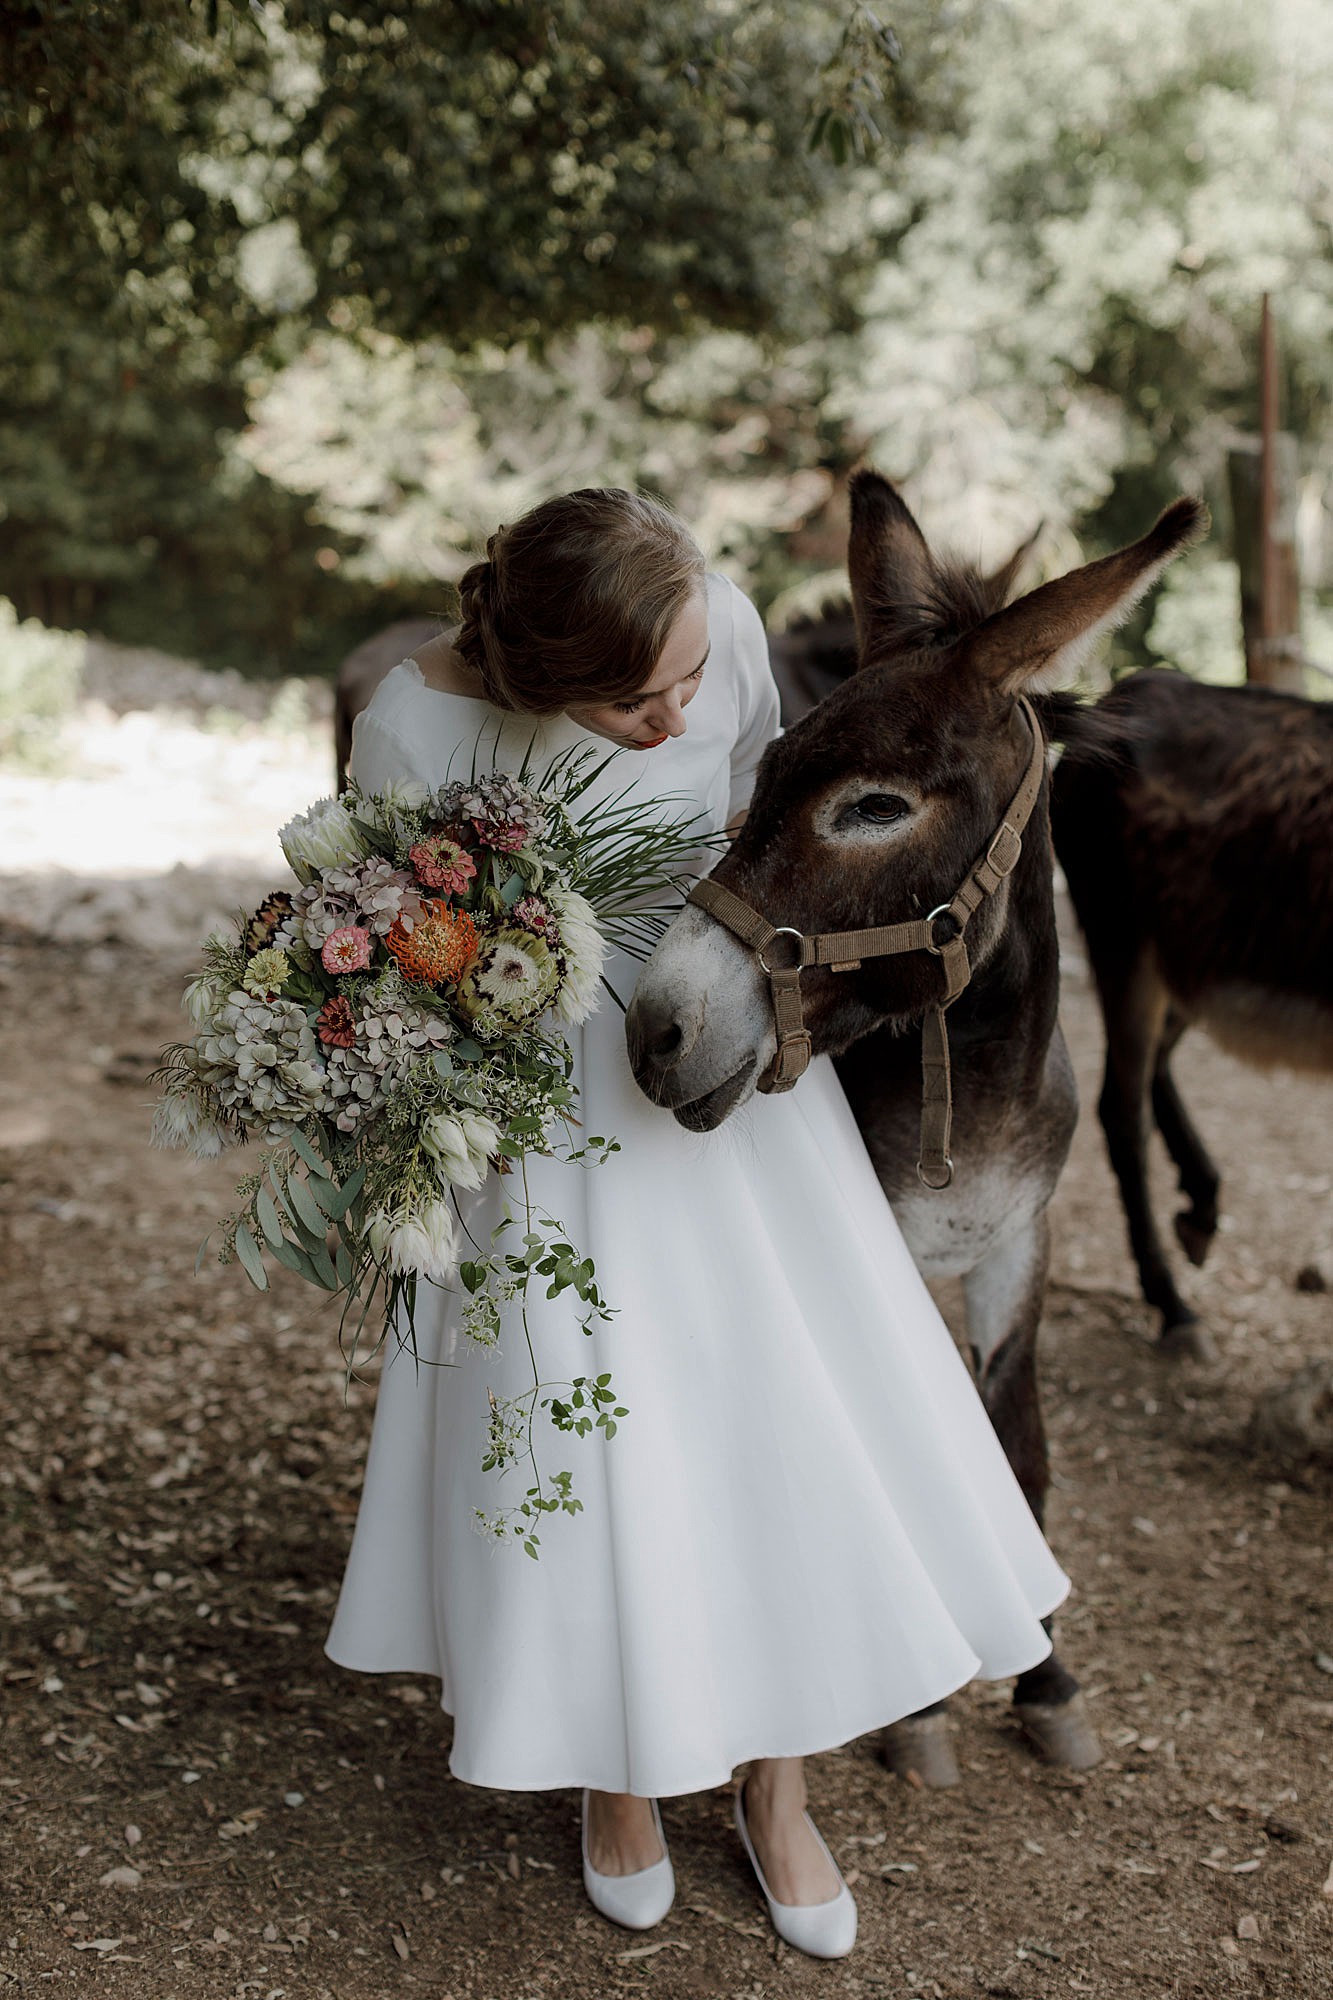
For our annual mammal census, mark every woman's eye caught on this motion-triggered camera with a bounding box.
[850,794,910,824]
[615,701,643,716]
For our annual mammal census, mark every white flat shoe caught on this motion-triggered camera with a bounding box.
[581,1792,675,1931]
[734,1780,858,1960]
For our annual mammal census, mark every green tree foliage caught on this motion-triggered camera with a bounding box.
[837,0,1333,672]
[0,0,912,667]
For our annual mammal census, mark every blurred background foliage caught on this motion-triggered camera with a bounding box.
[1,0,1331,679]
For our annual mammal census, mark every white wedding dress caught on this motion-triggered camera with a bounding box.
[326,573,1067,1797]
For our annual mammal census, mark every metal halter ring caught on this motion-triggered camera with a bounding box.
[924,905,961,955]
[758,927,805,975]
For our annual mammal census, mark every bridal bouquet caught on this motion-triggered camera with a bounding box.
[154,745,706,1553]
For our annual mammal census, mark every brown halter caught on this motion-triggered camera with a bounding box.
[687,698,1046,1190]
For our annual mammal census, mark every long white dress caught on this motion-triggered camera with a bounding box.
[326,573,1067,1797]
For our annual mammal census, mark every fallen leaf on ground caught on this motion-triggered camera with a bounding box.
[98,1866,142,1890]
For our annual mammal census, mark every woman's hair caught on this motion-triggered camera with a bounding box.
[454,488,706,715]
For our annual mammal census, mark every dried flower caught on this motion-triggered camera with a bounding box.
[546,888,604,1024]
[367,1200,460,1284]
[456,928,558,1032]
[512,894,558,938]
[409,832,477,896]
[387,902,479,987]
[279,797,376,884]
[322,925,373,974]
[242,947,292,998]
[317,995,356,1047]
[246,891,295,954]
[422,1110,501,1191]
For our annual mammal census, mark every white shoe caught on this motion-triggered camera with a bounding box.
[734,1780,858,1960]
[581,1792,675,1931]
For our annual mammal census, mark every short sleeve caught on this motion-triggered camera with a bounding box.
[348,702,433,793]
[724,579,781,819]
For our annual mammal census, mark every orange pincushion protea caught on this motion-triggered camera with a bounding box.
[386,902,479,987]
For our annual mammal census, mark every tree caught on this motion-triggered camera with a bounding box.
[836,0,1333,676]
[0,1,919,665]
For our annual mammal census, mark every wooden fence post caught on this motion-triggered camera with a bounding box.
[1227,295,1304,692]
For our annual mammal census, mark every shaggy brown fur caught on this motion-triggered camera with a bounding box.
[1050,669,1333,1350]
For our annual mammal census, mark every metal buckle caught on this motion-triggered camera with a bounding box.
[758,927,805,975]
[923,905,960,955]
[917,1156,954,1190]
[986,822,1023,877]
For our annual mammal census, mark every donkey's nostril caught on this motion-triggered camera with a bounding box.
[647,1020,684,1065]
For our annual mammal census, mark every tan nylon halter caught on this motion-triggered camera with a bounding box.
[687,698,1046,1190]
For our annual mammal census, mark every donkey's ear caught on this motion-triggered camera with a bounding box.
[964,498,1209,694]
[847,469,936,661]
[983,520,1043,610]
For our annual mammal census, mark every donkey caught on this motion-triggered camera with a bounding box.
[1049,668,1333,1358]
[334,618,439,790]
[627,471,1207,1780]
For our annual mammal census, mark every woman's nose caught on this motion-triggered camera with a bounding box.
[651,699,688,738]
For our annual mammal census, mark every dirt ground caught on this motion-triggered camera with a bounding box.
[1,911,1330,2000]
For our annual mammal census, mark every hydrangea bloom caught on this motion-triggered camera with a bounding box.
[190,993,327,1139]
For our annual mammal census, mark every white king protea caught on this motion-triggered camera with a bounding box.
[279,797,377,885]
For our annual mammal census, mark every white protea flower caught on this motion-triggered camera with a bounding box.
[183,968,232,1028]
[547,887,605,1024]
[278,797,377,884]
[368,1200,460,1284]
[151,1087,233,1159]
[422,1110,501,1191]
[352,776,431,831]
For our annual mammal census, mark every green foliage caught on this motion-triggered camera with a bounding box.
[0,599,83,766]
[838,0,1333,638]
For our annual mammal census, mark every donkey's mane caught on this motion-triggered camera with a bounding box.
[874,559,1010,656]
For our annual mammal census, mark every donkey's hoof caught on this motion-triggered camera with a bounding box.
[1013,1691,1103,1771]
[881,1713,961,1789]
[1158,1316,1216,1363]
[1173,1211,1216,1269]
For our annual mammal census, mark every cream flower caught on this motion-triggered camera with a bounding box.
[279,797,377,884]
[242,946,292,996]
[547,887,605,1024]
[422,1110,501,1191]
[151,1088,233,1159]
[368,1200,460,1284]
[456,928,559,1031]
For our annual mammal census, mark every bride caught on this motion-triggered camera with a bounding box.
[326,486,1066,1961]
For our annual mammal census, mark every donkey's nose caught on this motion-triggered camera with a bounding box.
[626,990,695,1076]
[644,1019,683,1064]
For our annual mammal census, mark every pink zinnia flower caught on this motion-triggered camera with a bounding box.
[322,924,373,974]
[409,834,477,896]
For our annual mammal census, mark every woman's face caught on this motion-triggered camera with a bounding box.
[565,589,710,750]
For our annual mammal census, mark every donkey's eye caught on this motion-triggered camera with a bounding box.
[850,793,910,824]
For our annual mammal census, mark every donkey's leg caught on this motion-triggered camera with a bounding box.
[1095,956,1209,1356]
[1150,1009,1221,1269]
[962,1214,1101,1770]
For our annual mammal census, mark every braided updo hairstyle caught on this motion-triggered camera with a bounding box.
[454,488,707,716]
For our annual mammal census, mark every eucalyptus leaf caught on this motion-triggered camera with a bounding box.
[233,1222,268,1291]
